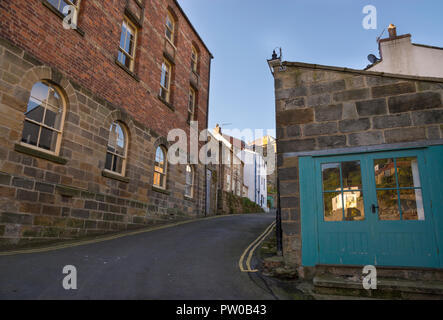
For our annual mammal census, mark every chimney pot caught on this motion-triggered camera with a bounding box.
[388,24,397,39]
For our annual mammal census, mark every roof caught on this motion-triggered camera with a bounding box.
[173,0,214,59]
[271,60,443,83]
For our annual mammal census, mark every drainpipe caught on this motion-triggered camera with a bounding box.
[204,56,213,216]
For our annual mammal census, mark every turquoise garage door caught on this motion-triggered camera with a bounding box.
[300,148,441,268]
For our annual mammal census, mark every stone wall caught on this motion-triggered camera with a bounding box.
[273,61,443,269]
[0,39,207,248]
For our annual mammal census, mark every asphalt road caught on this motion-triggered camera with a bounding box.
[0,213,276,300]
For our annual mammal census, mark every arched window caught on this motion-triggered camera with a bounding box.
[165,12,175,44]
[21,81,66,154]
[154,146,167,189]
[185,165,194,198]
[191,45,198,73]
[105,122,128,176]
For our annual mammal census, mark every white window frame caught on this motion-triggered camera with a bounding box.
[20,81,66,156]
[118,17,138,72]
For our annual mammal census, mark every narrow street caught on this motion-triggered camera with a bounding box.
[0,213,276,300]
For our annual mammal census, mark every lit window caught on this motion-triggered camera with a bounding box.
[47,0,81,25]
[154,146,167,189]
[105,122,128,176]
[185,165,194,198]
[191,46,198,73]
[118,17,137,71]
[188,87,196,121]
[21,81,66,154]
[160,59,172,102]
[165,12,175,43]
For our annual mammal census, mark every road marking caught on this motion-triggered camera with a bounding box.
[0,213,249,256]
[238,221,275,273]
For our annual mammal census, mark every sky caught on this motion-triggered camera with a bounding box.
[177,0,443,140]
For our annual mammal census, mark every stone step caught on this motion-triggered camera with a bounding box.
[315,264,443,282]
[313,274,443,300]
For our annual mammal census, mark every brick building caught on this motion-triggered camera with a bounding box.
[269,52,443,284]
[0,0,213,247]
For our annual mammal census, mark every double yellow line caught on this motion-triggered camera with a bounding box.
[238,221,276,273]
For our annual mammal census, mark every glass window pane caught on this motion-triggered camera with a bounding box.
[374,158,396,188]
[26,103,44,123]
[38,127,57,151]
[322,163,340,191]
[343,191,365,221]
[44,108,62,129]
[342,161,362,190]
[105,152,113,171]
[120,23,127,49]
[397,157,421,188]
[46,87,62,109]
[324,192,342,222]
[21,121,40,146]
[30,82,49,102]
[113,155,123,174]
[377,190,400,221]
[109,123,125,154]
[400,189,425,221]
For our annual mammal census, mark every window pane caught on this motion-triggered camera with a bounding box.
[322,163,340,191]
[118,51,128,68]
[109,122,125,155]
[120,23,127,49]
[105,152,113,171]
[44,108,62,129]
[26,103,44,123]
[343,191,365,221]
[38,127,57,151]
[397,157,421,188]
[400,189,425,221]
[374,158,396,188]
[342,161,362,190]
[377,190,400,221]
[113,155,123,174]
[46,87,63,110]
[21,121,40,146]
[324,192,342,222]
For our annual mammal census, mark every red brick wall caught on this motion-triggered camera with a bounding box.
[0,0,211,138]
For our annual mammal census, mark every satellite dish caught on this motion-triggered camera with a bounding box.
[368,54,379,64]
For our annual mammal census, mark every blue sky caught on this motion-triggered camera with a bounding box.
[178,0,443,140]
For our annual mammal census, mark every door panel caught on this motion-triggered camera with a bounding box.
[314,149,439,268]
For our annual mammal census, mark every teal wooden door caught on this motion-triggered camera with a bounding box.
[313,149,440,268]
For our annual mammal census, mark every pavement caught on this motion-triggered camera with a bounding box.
[0,213,277,300]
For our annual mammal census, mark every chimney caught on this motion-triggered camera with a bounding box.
[388,24,397,39]
[214,124,222,135]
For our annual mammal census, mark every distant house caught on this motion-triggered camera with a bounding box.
[367,24,443,78]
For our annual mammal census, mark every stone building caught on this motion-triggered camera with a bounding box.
[249,135,277,209]
[209,126,246,214]
[0,0,213,247]
[269,55,443,284]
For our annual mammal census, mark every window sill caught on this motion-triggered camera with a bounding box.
[184,195,194,201]
[15,143,68,165]
[41,0,85,37]
[152,185,171,195]
[115,59,140,82]
[157,95,175,112]
[102,170,130,183]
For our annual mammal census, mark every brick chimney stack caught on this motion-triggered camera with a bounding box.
[388,24,397,39]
